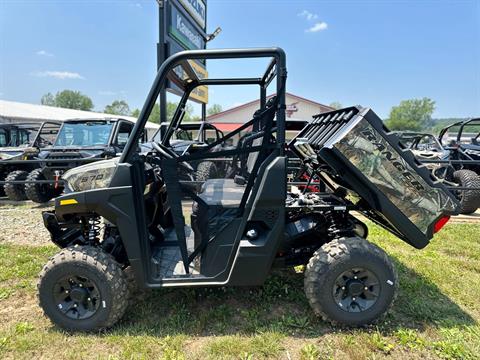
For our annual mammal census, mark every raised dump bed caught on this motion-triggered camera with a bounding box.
[289,106,459,249]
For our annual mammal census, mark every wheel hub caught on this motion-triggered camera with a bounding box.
[333,267,380,313]
[70,287,88,302]
[53,275,101,320]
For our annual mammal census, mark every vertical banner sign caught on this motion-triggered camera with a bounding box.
[159,0,208,104]
[178,0,206,29]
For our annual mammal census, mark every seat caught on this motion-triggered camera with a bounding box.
[197,179,244,207]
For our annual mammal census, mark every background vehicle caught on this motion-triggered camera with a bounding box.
[436,119,480,213]
[25,118,137,203]
[151,121,234,180]
[0,122,60,200]
[439,118,480,173]
[394,131,480,214]
[37,48,458,332]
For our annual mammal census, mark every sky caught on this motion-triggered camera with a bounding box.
[0,0,479,119]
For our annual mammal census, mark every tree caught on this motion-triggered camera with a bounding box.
[207,104,223,116]
[41,93,55,106]
[329,101,342,110]
[40,90,94,111]
[385,98,436,131]
[104,100,130,116]
[130,102,195,124]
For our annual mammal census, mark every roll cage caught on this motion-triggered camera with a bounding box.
[121,48,287,163]
[439,118,480,146]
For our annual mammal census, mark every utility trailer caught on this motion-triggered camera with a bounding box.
[36,48,458,332]
[0,121,61,200]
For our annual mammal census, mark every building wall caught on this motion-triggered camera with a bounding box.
[207,93,333,124]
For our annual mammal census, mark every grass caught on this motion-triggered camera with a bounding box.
[0,223,479,359]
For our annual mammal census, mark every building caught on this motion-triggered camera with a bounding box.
[0,99,159,136]
[207,92,333,137]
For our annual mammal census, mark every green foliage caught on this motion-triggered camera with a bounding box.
[300,343,321,360]
[328,101,342,110]
[40,90,94,111]
[104,100,130,116]
[207,104,223,116]
[385,97,436,131]
[131,102,196,124]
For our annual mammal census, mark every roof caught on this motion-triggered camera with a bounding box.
[0,100,159,129]
[206,92,334,121]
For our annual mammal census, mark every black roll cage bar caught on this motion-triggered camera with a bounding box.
[438,117,480,145]
[121,47,287,163]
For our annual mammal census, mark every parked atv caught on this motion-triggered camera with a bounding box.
[396,131,480,214]
[0,122,60,200]
[25,118,137,203]
[438,119,480,214]
[151,121,234,181]
[37,48,458,332]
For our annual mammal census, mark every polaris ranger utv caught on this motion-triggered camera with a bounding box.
[0,122,60,200]
[151,121,234,181]
[37,48,458,332]
[25,118,138,203]
[437,118,480,214]
[395,131,480,214]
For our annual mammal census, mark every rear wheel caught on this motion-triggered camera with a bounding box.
[304,237,398,327]
[25,169,62,203]
[196,160,219,181]
[4,170,28,201]
[453,170,480,214]
[37,246,129,332]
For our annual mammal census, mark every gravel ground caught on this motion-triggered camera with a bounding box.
[0,198,478,247]
[0,200,53,245]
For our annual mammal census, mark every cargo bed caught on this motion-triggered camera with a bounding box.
[289,106,459,249]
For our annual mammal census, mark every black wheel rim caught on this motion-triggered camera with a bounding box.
[53,275,101,320]
[332,267,380,313]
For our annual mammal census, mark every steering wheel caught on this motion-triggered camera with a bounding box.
[151,142,194,172]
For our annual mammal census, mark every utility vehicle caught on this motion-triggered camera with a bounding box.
[24,118,139,203]
[37,48,458,332]
[437,118,480,213]
[151,121,234,180]
[0,122,60,200]
[395,131,480,214]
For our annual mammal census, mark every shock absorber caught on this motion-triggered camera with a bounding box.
[325,210,354,239]
[83,215,101,243]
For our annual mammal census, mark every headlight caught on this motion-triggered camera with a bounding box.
[0,151,23,160]
[62,158,119,192]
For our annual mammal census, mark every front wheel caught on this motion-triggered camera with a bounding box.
[4,170,28,201]
[37,246,129,332]
[304,237,398,327]
[453,170,480,215]
[25,169,62,203]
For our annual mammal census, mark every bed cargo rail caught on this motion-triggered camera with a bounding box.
[289,106,459,249]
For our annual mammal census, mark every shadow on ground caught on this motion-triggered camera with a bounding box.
[75,256,476,338]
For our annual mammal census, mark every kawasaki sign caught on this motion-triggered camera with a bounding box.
[178,0,206,29]
[169,4,205,50]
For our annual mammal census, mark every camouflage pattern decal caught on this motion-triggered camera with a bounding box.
[334,119,457,234]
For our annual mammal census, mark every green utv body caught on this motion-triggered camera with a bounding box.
[37,48,458,332]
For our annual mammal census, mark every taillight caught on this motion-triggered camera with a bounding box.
[434,216,450,233]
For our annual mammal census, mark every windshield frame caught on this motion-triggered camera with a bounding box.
[54,120,116,147]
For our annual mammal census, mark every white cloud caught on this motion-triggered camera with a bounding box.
[306,22,328,33]
[32,71,84,80]
[36,50,54,57]
[298,10,318,21]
